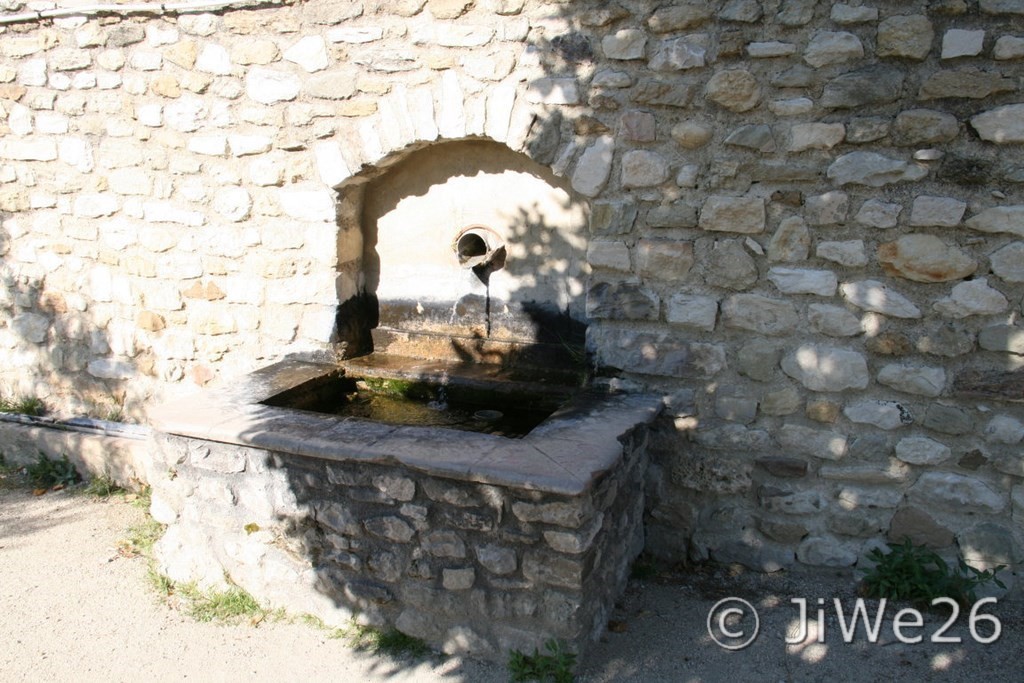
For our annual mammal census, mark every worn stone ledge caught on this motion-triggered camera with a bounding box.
[150,358,662,495]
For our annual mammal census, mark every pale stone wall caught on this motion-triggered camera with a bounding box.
[2,0,1024,579]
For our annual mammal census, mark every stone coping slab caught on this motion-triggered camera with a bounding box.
[150,358,662,495]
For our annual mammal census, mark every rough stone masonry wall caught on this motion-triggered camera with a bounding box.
[2,0,1024,581]
[148,428,648,659]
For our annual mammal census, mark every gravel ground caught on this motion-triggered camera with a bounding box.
[2,479,1021,682]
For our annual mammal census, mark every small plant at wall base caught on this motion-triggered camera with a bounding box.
[26,453,80,490]
[0,396,45,416]
[344,623,431,659]
[508,639,576,683]
[860,539,1006,607]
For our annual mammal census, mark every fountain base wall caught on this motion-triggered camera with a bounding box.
[147,359,660,660]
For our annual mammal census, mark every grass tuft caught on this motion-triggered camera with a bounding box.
[0,396,45,416]
[26,453,80,489]
[344,623,431,658]
[83,474,124,498]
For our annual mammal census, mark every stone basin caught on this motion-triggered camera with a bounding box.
[147,357,662,660]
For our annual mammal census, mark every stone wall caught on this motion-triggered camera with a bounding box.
[148,426,648,660]
[1,0,1023,584]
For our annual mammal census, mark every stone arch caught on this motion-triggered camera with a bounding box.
[329,133,590,369]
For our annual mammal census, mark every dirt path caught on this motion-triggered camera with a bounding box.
[2,482,1021,682]
[0,485,504,682]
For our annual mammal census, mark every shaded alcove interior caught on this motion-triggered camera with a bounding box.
[333,139,591,375]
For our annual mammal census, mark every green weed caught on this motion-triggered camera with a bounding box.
[184,584,267,624]
[860,539,1006,607]
[0,396,45,416]
[26,453,80,489]
[508,639,576,683]
[84,474,124,498]
[343,623,431,658]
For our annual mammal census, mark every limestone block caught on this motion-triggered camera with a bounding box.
[805,191,848,226]
[888,507,953,548]
[143,201,205,226]
[589,199,636,236]
[895,437,951,465]
[987,243,1024,283]
[761,387,800,415]
[704,240,756,290]
[769,97,813,116]
[724,124,775,152]
[187,135,227,156]
[704,69,760,112]
[11,312,49,343]
[246,67,301,104]
[942,29,985,59]
[923,404,973,435]
[525,78,579,105]
[699,196,764,233]
[782,345,869,392]
[827,152,926,187]
[649,36,707,71]
[636,239,694,280]
[979,325,1024,355]
[621,150,669,188]
[878,234,977,283]
[767,268,837,296]
[602,29,646,60]
[821,65,903,109]
[843,401,913,430]
[0,138,58,161]
[877,15,934,60]
[855,199,901,228]
[670,121,713,148]
[277,185,335,222]
[737,340,781,381]
[789,123,844,152]
[877,364,947,398]
[282,36,329,72]
[767,216,809,261]
[722,295,798,335]
[73,192,118,218]
[981,0,1024,12]
[587,241,630,272]
[195,43,232,76]
[807,304,861,337]
[973,103,1024,145]
[804,31,863,67]
[838,486,904,511]
[966,205,1024,237]
[893,110,959,146]
[934,279,1008,318]
[571,136,614,197]
[908,196,966,227]
[984,416,1024,444]
[86,358,135,380]
[421,530,465,558]
[994,36,1024,60]
[720,0,761,22]
[586,281,658,321]
[778,425,848,460]
[816,241,866,268]
[648,202,698,228]
[647,4,713,33]
[476,544,517,575]
[840,280,921,318]
[363,516,415,542]
[666,294,718,331]
[920,68,1015,100]
[908,473,1005,513]
[759,487,827,515]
